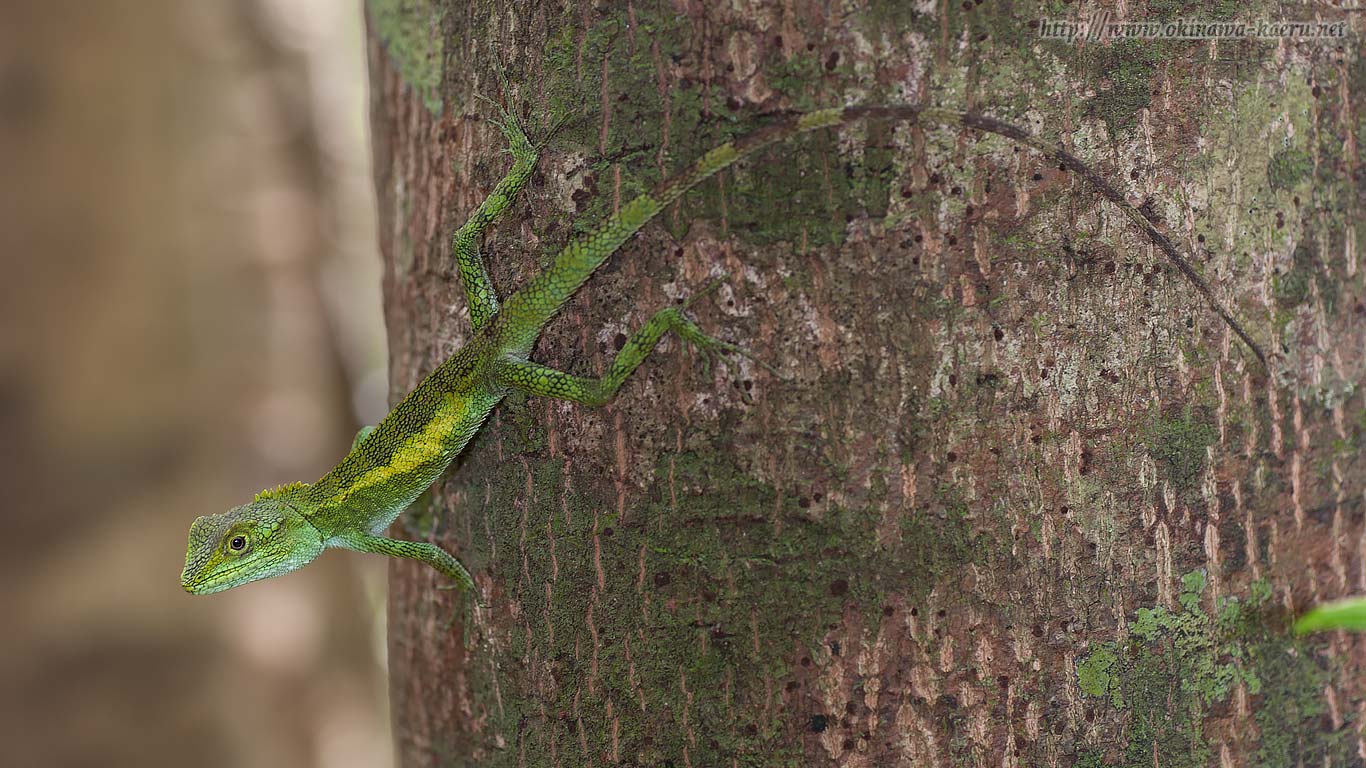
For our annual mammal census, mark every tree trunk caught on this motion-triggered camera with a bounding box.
[366,2,1364,765]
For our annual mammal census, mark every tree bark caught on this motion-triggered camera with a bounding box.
[366,2,1364,765]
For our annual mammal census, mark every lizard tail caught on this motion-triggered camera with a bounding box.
[497,105,1266,369]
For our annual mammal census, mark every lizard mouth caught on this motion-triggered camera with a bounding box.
[180,571,216,595]
[180,564,248,595]
[183,579,234,595]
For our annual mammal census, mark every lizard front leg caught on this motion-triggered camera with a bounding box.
[350,425,375,451]
[334,531,475,591]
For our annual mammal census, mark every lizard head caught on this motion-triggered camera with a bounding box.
[181,495,323,595]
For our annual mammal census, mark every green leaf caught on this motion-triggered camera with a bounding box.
[1293,597,1366,634]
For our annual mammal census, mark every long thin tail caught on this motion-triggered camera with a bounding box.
[496,105,1266,368]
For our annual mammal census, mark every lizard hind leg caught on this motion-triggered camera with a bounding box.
[494,282,781,407]
[451,98,540,330]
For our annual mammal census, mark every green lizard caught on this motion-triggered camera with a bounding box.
[181,103,1264,596]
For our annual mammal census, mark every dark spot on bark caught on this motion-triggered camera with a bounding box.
[947,235,957,246]
[929,172,942,184]
[948,373,957,386]
[830,640,841,656]
[602,526,613,537]
[798,496,810,508]
[842,738,855,750]
[1032,172,1043,181]
[998,675,1010,689]
[613,333,627,350]
[910,607,918,616]
[1220,516,1247,571]
[825,51,840,71]
[830,578,849,597]
[936,609,946,618]
[773,35,783,47]
[946,451,957,462]
[801,656,811,667]
[1060,505,1069,516]
[809,714,828,732]
[993,325,1004,341]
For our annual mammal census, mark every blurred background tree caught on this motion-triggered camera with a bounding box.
[1,2,391,766]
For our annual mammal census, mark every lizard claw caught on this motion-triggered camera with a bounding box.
[475,93,535,159]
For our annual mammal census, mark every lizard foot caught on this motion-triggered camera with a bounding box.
[677,277,788,389]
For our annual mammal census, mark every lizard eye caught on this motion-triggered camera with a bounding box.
[228,535,248,552]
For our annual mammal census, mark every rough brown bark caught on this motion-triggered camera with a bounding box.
[368,2,1365,765]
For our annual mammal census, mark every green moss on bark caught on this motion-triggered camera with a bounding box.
[1077,574,1354,767]
[1144,406,1217,496]
[367,0,444,114]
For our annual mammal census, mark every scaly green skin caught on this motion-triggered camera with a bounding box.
[180,104,1264,596]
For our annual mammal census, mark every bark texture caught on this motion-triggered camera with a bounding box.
[366,1,1365,765]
